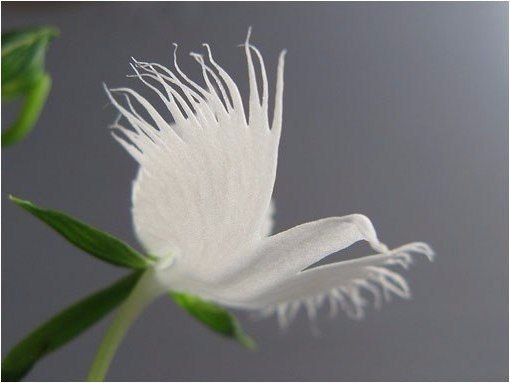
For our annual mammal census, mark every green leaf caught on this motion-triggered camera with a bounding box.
[2,73,51,147]
[1,26,58,146]
[9,195,152,269]
[2,271,143,381]
[169,292,256,350]
[2,26,58,100]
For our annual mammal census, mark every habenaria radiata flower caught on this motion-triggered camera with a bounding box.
[105,30,434,329]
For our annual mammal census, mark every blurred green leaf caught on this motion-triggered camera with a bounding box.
[2,73,51,147]
[2,271,143,381]
[2,26,57,99]
[9,195,153,269]
[2,26,58,146]
[170,292,256,350]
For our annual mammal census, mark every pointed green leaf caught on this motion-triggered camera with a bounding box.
[170,292,256,350]
[2,26,58,146]
[10,195,152,269]
[2,26,57,100]
[2,271,143,381]
[2,73,51,147]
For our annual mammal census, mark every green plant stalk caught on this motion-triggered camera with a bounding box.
[2,72,51,147]
[87,270,164,381]
[1,271,142,381]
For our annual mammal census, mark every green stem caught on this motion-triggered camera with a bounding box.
[87,270,163,381]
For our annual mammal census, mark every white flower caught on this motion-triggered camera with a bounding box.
[105,30,433,327]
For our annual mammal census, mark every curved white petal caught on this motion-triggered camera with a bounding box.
[196,216,433,320]
[209,214,389,296]
[108,36,287,284]
[250,242,433,326]
[252,214,389,277]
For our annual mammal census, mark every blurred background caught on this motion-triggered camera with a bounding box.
[2,2,508,381]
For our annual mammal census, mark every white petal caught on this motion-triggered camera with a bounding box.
[201,215,388,303]
[245,242,433,322]
[272,49,286,140]
[204,214,432,311]
[108,41,287,284]
[244,214,387,283]
[260,200,276,237]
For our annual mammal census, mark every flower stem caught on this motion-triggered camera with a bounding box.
[87,270,162,381]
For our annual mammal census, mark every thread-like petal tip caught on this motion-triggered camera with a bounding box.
[245,26,253,45]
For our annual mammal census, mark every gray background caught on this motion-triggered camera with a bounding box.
[2,2,508,381]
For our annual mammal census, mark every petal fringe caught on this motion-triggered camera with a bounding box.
[257,242,434,328]
[105,32,287,270]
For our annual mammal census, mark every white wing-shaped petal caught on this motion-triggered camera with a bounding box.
[201,215,432,322]
[210,214,387,296]
[107,36,286,283]
[252,242,433,326]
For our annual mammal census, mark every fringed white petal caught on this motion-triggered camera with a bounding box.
[255,242,434,328]
[199,214,432,325]
[107,32,287,285]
